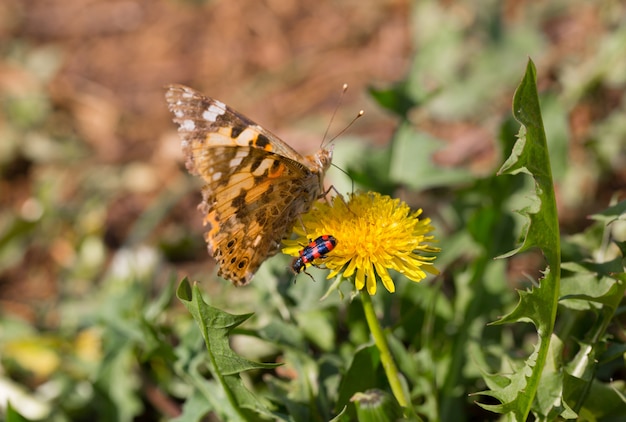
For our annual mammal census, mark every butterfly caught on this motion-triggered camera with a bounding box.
[291,235,338,280]
[165,84,333,286]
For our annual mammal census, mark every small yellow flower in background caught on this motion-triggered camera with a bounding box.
[282,192,440,295]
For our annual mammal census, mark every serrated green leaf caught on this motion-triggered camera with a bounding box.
[533,334,578,420]
[177,278,279,421]
[476,343,539,416]
[223,375,277,417]
[479,59,562,421]
[177,279,278,375]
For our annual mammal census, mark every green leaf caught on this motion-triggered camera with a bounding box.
[177,278,279,421]
[560,270,626,415]
[177,279,278,375]
[336,344,381,418]
[389,121,472,190]
[588,199,626,224]
[171,389,213,422]
[294,309,336,351]
[329,406,350,422]
[368,82,422,118]
[574,379,626,420]
[478,58,562,421]
[95,337,143,421]
[263,348,334,421]
[6,402,31,422]
[560,271,624,309]
[257,318,306,350]
[340,142,396,195]
[534,334,577,420]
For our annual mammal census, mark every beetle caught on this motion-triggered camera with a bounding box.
[291,235,337,280]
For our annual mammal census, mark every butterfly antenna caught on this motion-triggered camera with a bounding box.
[321,83,349,148]
[327,107,364,195]
[327,109,364,145]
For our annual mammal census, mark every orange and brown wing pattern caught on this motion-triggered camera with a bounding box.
[197,146,322,285]
[165,84,306,175]
[165,84,330,286]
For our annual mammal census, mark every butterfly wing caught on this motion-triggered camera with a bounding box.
[165,84,307,169]
[165,84,326,285]
[198,145,322,285]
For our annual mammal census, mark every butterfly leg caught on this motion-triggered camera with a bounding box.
[320,185,355,215]
[296,216,311,238]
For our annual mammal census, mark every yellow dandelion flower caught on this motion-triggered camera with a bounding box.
[282,192,440,295]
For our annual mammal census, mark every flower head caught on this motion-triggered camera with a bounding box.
[282,192,440,295]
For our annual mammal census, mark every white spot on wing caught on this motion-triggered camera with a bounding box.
[202,101,226,122]
[233,127,263,146]
[252,158,274,176]
[253,235,262,247]
[212,171,222,181]
[230,156,243,168]
[229,150,248,168]
[181,119,195,131]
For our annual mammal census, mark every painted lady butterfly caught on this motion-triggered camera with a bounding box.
[165,85,332,286]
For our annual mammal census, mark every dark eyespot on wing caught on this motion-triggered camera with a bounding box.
[256,134,271,149]
[231,125,245,138]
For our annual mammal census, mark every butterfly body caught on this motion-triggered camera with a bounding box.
[291,235,338,275]
[165,85,332,286]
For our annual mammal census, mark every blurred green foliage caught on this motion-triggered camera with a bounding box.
[2,1,626,421]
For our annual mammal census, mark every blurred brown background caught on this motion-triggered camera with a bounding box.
[1,0,409,317]
[2,0,407,158]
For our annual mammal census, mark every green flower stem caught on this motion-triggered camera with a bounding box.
[360,290,418,419]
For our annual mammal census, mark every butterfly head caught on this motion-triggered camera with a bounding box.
[314,145,333,173]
